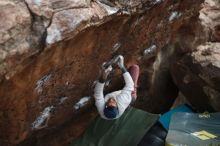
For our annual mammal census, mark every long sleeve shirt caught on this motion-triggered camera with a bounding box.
[94,72,134,120]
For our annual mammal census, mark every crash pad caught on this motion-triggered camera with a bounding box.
[166,112,220,146]
[71,107,159,146]
[159,104,193,130]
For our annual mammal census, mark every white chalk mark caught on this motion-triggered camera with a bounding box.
[74,96,91,110]
[144,44,157,58]
[98,1,119,15]
[112,42,121,52]
[33,0,42,6]
[58,96,69,104]
[152,0,162,5]
[46,25,62,45]
[169,11,182,22]
[32,106,54,130]
[35,74,51,93]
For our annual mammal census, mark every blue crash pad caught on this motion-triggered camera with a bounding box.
[159,104,193,130]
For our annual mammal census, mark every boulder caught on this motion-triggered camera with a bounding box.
[0,0,207,146]
[171,0,220,112]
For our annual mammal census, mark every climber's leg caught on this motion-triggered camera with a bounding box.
[128,64,140,102]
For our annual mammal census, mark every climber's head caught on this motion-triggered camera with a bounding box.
[104,98,118,119]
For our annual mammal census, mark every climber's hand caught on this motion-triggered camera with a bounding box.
[99,66,112,83]
[117,55,125,69]
[116,55,128,73]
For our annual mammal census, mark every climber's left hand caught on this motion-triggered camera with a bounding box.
[99,66,112,83]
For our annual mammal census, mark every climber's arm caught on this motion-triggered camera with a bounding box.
[121,72,134,93]
[117,55,134,92]
[116,72,134,113]
[94,81,105,117]
[93,69,110,118]
[115,56,134,115]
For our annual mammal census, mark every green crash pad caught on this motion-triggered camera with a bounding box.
[166,112,220,146]
[71,107,159,146]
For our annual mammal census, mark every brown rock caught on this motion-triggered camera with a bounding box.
[213,25,220,42]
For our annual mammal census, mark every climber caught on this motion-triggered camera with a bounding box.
[94,55,140,120]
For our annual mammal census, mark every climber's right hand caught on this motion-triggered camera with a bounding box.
[117,55,125,69]
[116,55,128,73]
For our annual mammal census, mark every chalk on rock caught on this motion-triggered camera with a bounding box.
[143,45,157,59]
[112,42,121,52]
[31,106,55,130]
[169,11,182,22]
[58,96,69,104]
[74,96,92,110]
[35,74,51,94]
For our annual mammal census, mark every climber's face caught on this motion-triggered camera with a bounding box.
[106,98,117,108]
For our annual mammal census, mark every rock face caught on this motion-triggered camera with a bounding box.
[1,0,220,146]
[171,0,220,112]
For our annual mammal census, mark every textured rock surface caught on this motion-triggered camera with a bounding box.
[171,43,220,111]
[1,0,220,146]
[171,0,220,112]
[0,1,31,80]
